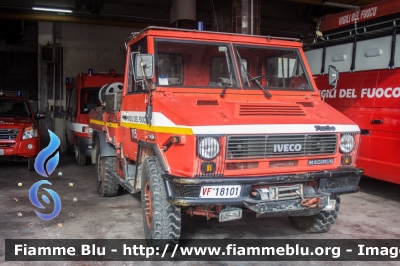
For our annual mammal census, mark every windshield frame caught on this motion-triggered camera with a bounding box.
[154,38,240,89]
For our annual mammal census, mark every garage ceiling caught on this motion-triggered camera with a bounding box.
[0,0,383,39]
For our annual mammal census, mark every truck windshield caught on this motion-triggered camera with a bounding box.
[234,45,312,91]
[81,88,101,114]
[0,100,31,117]
[155,39,238,88]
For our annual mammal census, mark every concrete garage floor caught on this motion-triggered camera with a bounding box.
[1,153,400,265]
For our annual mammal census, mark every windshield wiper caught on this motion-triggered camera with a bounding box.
[235,49,271,99]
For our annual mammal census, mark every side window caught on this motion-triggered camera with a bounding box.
[68,89,78,118]
[128,38,148,93]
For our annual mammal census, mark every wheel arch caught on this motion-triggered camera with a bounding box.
[91,131,116,164]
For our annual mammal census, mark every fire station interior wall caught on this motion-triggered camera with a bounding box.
[44,22,141,151]
[61,22,135,79]
[305,34,400,75]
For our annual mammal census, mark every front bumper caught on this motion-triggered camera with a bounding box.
[163,168,362,215]
[0,137,40,159]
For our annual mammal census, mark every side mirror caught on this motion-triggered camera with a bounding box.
[132,54,154,80]
[36,112,46,120]
[328,65,339,89]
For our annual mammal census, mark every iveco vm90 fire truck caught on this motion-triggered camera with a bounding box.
[88,27,363,245]
[305,0,400,184]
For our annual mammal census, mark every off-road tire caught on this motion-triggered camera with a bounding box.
[75,144,87,166]
[141,156,181,247]
[95,138,119,197]
[28,157,35,171]
[289,195,340,233]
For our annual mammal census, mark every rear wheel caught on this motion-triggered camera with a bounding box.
[94,138,119,197]
[141,156,181,247]
[289,195,340,233]
[75,144,87,166]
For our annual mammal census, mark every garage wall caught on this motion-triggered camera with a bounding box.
[61,23,136,78]
[45,22,142,151]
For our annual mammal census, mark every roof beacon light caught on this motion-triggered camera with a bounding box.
[88,69,93,76]
[66,78,70,84]
[17,90,22,98]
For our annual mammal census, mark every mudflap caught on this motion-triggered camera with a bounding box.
[243,194,330,218]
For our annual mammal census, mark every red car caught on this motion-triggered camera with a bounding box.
[0,95,45,170]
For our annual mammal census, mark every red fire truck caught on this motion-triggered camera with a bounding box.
[89,27,362,245]
[305,0,400,184]
[65,70,123,165]
[0,93,45,170]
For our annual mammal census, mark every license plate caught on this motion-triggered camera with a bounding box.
[199,185,241,198]
[0,149,3,155]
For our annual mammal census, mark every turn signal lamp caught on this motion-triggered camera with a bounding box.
[341,155,352,165]
[201,162,216,174]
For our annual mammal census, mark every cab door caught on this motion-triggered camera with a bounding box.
[120,38,149,161]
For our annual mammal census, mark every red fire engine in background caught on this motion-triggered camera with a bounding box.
[305,0,400,184]
[0,92,45,170]
[65,69,123,165]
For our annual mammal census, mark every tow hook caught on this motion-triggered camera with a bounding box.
[300,197,321,209]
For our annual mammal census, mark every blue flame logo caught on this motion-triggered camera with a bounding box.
[30,130,62,220]
[29,180,62,220]
[34,130,60,177]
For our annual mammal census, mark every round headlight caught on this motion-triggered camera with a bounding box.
[198,137,220,160]
[340,135,355,153]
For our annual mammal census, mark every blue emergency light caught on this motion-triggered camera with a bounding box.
[17,90,22,97]
[88,69,93,76]
[66,77,70,84]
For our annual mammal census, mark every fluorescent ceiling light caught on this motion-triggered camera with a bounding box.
[323,1,360,9]
[32,7,73,13]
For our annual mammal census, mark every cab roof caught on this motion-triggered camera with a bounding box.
[125,26,302,48]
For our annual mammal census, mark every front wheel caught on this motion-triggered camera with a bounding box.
[75,144,87,166]
[28,157,35,171]
[94,138,119,197]
[289,195,340,233]
[141,156,181,247]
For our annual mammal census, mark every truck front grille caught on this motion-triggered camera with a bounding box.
[0,129,19,140]
[226,134,337,159]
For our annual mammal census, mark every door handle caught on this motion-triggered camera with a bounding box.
[371,119,383,124]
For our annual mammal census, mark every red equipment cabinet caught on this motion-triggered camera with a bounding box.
[305,0,400,184]
[89,27,363,245]
[0,95,45,170]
